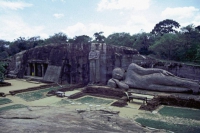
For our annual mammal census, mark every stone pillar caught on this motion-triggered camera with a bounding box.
[41,64,44,77]
[79,58,83,83]
[27,64,31,76]
[33,63,36,76]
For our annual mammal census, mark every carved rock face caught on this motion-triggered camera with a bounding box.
[112,68,125,80]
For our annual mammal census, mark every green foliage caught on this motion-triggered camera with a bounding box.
[8,36,43,56]
[135,118,200,133]
[0,40,10,59]
[0,104,26,112]
[44,32,67,45]
[72,35,92,44]
[0,62,6,82]
[196,47,200,61]
[159,106,200,120]
[0,98,12,105]
[151,19,180,36]
[93,31,105,42]
[149,33,180,60]
[106,32,134,47]
[132,32,154,55]
[0,51,9,59]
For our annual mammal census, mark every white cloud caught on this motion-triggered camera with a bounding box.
[62,17,154,39]
[192,14,200,26]
[62,22,87,37]
[53,13,64,19]
[97,0,151,11]
[161,6,199,19]
[0,15,46,41]
[126,15,153,33]
[0,1,32,10]
[52,0,66,2]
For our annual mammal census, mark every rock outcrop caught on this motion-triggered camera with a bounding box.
[8,43,200,84]
[9,43,142,84]
[0,106,161,133]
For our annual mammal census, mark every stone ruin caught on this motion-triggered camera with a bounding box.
[8,43,139,84]
[8,43,200,85]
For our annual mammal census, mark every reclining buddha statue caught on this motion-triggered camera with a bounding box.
[107,63,200,94]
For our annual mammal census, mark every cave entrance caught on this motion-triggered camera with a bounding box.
[27,63,48,77]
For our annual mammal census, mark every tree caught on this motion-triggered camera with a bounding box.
[132,32,154,55]
[26,36,43,48]
[0,51,9,60]
[93,32,105,42]
[179,24,200,62]
[151,19,180,36]
[196,46,200,62]
[196,25,200,31]
[149,33,180,60]
[44,32,67,44]
[73,35,92,44]
[0,62,6,82]
[106,32,134,47]
[0,40,10,59]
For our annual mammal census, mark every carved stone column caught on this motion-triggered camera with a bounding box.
[41,64,44,77]
[33,63,36,76]
[27,64,31,76]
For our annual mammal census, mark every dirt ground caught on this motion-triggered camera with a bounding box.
[1,79,200,132]
[0,79,46,94]
[0,79,153,118]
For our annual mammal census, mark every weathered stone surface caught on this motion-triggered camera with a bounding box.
[108,63,200,94]
[83,86,127,98]
[140,95,200,111]
[0,106,159,133]
[8,43,200,85]
[9,43,141,85]
[107,79,117,88]
[43,65,61,82]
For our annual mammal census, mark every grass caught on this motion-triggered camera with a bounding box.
[16,87,60,101]
[0,104,26,112]
[159,106,200,120]
[0,98,12,105]
[135,118,200,133]
[75,96,113,105]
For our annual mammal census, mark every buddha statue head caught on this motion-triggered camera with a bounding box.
[112,68,125,80]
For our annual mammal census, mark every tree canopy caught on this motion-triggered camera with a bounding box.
[0,62,6,82]
[151,19,180,36]
[93,32,105,42]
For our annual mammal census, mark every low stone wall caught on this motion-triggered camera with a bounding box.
[0,82,11,87]
[140,95,200,111]
[68,86,128,107]
[9,83,57,95]
[83,86,126,98]
[152,61,200,81]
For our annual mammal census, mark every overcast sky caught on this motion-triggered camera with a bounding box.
[0,0,200,41]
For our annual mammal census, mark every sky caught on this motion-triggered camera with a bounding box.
[0,0,200,41]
